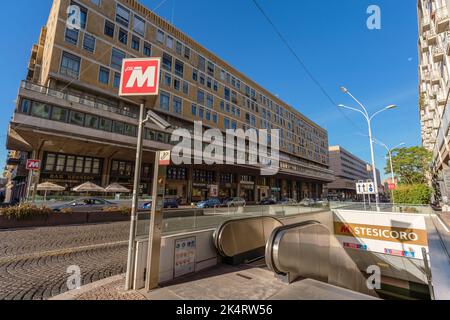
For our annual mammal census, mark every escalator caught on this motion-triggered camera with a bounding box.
[213,217,379,299]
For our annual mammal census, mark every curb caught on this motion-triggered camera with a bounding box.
[50,274,126,300]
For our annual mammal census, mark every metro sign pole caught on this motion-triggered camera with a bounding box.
[119,58,161,290]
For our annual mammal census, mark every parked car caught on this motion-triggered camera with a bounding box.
[141,198,179,210]
[196,198,222,209]
[277,198,298,206]
[51,198,117,212]
[222,197,246,207]
[259,197,277,205]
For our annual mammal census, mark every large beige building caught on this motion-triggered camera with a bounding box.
[418,0,450,200]
[5,0,334,204]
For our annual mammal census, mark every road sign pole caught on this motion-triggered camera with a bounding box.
[145,151,168,291]
[125,101,146,290]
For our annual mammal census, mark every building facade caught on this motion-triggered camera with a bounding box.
[327,146,381,201]
[5,0,334,204]
[418,0,450,202]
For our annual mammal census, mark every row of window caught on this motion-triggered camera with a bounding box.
[19,99,171,144]
[44,152,102,175]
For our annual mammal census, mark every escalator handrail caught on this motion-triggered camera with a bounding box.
[265,220,330,275]
[213,215,283,257]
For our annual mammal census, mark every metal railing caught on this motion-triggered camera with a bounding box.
[20,80,138,119]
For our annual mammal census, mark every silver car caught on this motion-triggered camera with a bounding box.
[223,197,246,207]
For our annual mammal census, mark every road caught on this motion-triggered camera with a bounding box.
[0,221,130,300]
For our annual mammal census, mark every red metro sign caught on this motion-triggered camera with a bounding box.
[119,58,161,97]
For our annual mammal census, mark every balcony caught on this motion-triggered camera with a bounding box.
[427,29,438,45]
[422,15,431,31]
[438,92,448,105]
[431,72,441,85]
[433,45,445,62]
[435,6,450,33]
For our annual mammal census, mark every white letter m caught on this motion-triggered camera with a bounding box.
[126,66,156,88]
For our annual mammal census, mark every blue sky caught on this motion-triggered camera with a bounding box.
[0,0,419,179]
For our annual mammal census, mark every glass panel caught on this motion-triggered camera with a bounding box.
[31,102,51,118]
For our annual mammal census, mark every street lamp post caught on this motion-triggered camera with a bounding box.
[339,86,397,208]
[373,139,405,206]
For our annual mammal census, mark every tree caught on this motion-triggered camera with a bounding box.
[385,146,432,185]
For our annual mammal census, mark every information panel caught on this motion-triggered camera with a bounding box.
[174,237,196,278]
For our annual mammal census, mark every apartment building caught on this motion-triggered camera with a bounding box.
[5,0,334,204]
[327,146,381,200]
[418,0,450,201]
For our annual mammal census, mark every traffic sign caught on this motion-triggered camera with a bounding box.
[26,159,41,171]
[356,181,377,195]
[119,58,161,96]
[159,151,171,166]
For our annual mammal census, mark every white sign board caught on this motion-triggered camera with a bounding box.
[334,210,429,260]
[174,237,196,278]
[159,150,171,166]
[356,182,376,195]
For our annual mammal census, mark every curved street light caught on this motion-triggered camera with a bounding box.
[372,139,405,206]
[339,86,398,208]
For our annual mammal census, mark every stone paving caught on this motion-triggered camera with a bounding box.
[0,222,130,300]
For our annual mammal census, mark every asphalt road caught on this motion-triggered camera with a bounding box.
[0,221,130,300]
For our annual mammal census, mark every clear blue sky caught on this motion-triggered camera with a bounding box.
[0,0,420,179]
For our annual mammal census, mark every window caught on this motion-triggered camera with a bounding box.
[174,60,184,77]
[113,72,121,88]
[113,121,124,134]
[207,61,214,76]
[119,28,128,44]
[224,87,231,101]
[111,48,125,70]
[164,73,172,86]
[156,29,164,43]
[199,107,204,119]
[65,28,79,45]
[213,113,218,124]
[131,35,140,51]
[143,42,151,56]
[198,55,206,71]
[116,4,130,27]
[162,53,172,71]
[83,34,96,53]
[213,81,218,92]
[191,104,197,116]
[45,154,56,171]
[184,47,191,60]
[31,102,50,118]
[104,20,115,37]
[69,1,87,29]
[192,69,198,81]
[20,99,31,114]
[75,157,84,173]
[133,15,145,36]
[91,0,101,6]
[183,81,189,95]
[206,111,211,121]
[174,78,181,91]
[160,92,170,111]
[197,90,205,104]
[60,52,81,78]
[124,124,137,137]
[56,155,66,172]
[66,156,75,172]
[224,118,230,129]
[69,111,85,126]
[85,114,99,129]
[99,67,110,84]
[99,118,112,131]
[51,106,68,122]
[173,96,182,114]
[206,94,213,108]
[166,36,174,49]
[176,41,183,55]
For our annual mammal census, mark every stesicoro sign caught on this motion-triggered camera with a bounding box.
[333,210,429,260]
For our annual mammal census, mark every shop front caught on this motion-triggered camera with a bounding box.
[218,173,237,202]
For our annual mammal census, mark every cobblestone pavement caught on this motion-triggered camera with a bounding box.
[0,222,130,300]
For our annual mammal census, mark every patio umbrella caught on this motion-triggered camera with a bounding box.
[72,182,105,193]
[33,182,66,202]
[105,183,131,193]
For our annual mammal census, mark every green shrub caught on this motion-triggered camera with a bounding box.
[393,184,432,205]
[0,204,52,220]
